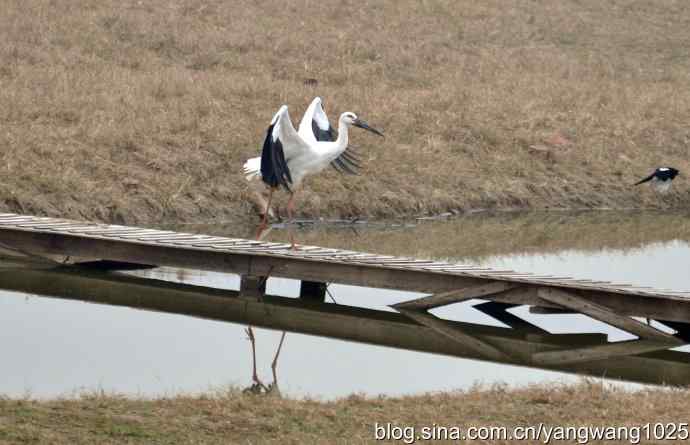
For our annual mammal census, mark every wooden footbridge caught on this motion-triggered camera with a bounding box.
[1,213,689,385]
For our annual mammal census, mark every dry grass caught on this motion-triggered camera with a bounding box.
[1,382,688,444]
[1,0,690,224]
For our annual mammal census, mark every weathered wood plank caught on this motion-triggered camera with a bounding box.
[157,238,236,245]
[68,227,144,235]
[396,309,512,361]
[15,221,82,229]
[474,301,548,334]
[529,306,579,314]
[532,340,675,365]
[537,288,683,344]
[206,241,264,248]
[393,282,521,310]
[491,287,690,323]
[1,213,690,323]
[0,228,488,293]
[126,233,198,240]
[0,216,41,223]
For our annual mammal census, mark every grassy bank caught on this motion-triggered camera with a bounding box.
[1,382,688,444]
[1,0,690,225]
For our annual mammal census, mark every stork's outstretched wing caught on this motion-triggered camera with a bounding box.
[299,97,334,143]
[330,146,362,175]
[260,106,310,191]
[298,97,362,175]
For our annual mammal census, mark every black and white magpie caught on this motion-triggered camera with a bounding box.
[634,167,679,193]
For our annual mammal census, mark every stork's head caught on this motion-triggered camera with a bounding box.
[341,112,384,137]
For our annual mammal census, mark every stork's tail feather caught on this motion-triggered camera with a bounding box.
[243,157,262,181]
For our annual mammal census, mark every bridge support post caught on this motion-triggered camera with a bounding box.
[240,275,266,300]
[299,280,327,303]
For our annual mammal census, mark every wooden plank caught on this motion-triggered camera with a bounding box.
[0,228,489,293]
[491,287,690,323]
[304,251,368,258]
[59,224,103,231]
[326,252,363,259]
[113,231,175,239]
[169,238,245,245]
[394,282,521,310]
[338,251,396,260]
[537,288,683,345]
[134,232,204,241]
[68,227,142,236]
[369,258,424,263]
[379,258,433,263]
[0,216,40,223]
[133,230,189,237]
[293,246,324,251]
[206,239,263,245]
[530,306,578,314]
[533,340,675,365]
[396,309,511,361]
[474,301,548,334]
[237,242,290,249]
[1,214,690,320]
[119,232,190,240]
[468,270,531,275]
[159,239,239,246]
[15,221,82,229]
[104,229,166,237]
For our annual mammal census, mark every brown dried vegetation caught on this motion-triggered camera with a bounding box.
[1,382,689,444]
[1,0,690,225]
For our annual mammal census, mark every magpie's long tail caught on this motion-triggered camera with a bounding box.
[634,173,654,186]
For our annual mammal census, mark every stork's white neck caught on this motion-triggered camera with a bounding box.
[333,119,350,155]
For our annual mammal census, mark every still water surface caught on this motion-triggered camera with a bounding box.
[1,211,689,399]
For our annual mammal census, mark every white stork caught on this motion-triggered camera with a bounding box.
[634,167,679,193]
[243,98,383,228]
[240,98,383,392]
[297,97,364,175]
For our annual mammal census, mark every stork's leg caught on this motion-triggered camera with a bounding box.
[286,191,297,220]
[249,180,274,221]
[286,191,297,249]
[270,331,287,394]
[256,188,275,239]
[245,326,268,392]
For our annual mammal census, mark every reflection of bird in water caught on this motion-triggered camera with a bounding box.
[634,167,679,193]
[241,98,383,393]
[243,97,383,234]
[242,324,286,395]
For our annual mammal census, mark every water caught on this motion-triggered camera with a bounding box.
[1,210,689,399]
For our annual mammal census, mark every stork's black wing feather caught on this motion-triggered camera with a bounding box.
[312,119,336,142]
[260,123,292,191]
[634,173,655,186]
[340,150,362,166]
[331,145,363,175]
[332,158,357,175]
[309,117,364,176]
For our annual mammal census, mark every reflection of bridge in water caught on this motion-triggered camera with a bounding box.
[0,213,689,386]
